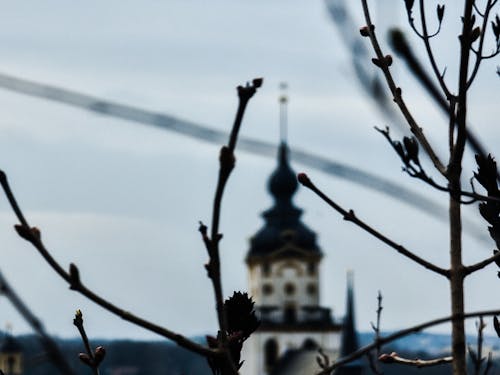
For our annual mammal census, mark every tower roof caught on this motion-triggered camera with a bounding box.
[246,142,321,262]
[336,272,363,375]
[1,334,22,353]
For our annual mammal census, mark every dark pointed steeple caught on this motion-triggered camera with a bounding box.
[336,272,363,375]
[246,86,321,262]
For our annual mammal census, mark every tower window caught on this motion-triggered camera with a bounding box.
[264,338,279,370]
[307,283,317,295]
[284,282,296,296]
[307,262,317,276]
[262,283,273,295]
[262,262,271,277]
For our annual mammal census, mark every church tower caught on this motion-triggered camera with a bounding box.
[241,90,342,375]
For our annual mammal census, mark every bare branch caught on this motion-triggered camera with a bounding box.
[360,0,447,176]
[202,79,262,374]
[315,308,500,375]
[379,351,453,368]
[418,0,453,98]
[298,173,449,277]
[468,0,497,88]
[464,250,500,276]
[73,309,103,375]
[0,170,215,358]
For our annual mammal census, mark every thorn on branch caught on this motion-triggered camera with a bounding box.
[69,263,81,289]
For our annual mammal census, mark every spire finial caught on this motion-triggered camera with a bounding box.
[279,82,288,144]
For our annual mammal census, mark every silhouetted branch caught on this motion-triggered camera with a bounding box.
[298,173,449,277]
[0,270,75,374]
[200,78,262,375]
[73,310,104,375]
[360,0,447,176]
[388,28,500,182]
[0,166,215,359]
[468,0,498,88]
[483,352,493,374]
[367,292,383,375]
[417,0,452,98]
[379,352,452,368]
[468,317,486,375]
[315,308,500,375]
[376,126,500,204]
[463,250,500,276]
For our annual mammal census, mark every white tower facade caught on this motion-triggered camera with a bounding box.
[241,143,341,375]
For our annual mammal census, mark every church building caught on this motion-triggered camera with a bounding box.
[241,92,362,375]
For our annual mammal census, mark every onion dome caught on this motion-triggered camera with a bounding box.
[0,334,21,353]
[246,142,321,262]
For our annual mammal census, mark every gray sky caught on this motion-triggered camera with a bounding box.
[0,0,499,343]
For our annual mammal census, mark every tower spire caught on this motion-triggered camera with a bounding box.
[279,82,288,144]
[336,271,363,375]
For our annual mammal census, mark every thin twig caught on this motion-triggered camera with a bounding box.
[376,126,500,204]
[315,308,500,375]
[298,173,449,277]
[468,0,496,88]
[418,0,452,98]
[73,310,101,375]
[201,79,262,374]
[0,270,76,374]
[0,171,215,358]
[464,251,500,276]
[360,0,447,176]
[483,352,493,375]
[379,352,453,368]
[368,291,384,375]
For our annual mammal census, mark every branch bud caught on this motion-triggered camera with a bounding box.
[297,173,312,188]
[94,346,106,365]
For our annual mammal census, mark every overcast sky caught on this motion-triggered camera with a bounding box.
[0,0,499,345]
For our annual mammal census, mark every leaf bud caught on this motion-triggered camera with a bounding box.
[78,353,93,366]
[94,346,106,365]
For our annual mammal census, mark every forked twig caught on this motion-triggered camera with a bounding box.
[360,0,447,176]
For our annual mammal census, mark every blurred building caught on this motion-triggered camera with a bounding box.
[241,135,363,375]
[0,333,23,375]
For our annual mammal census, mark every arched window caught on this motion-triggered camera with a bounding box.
[264,338,279,370]
[262,283,273,295]
[307,283,317,296]
[284,282,296,296]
